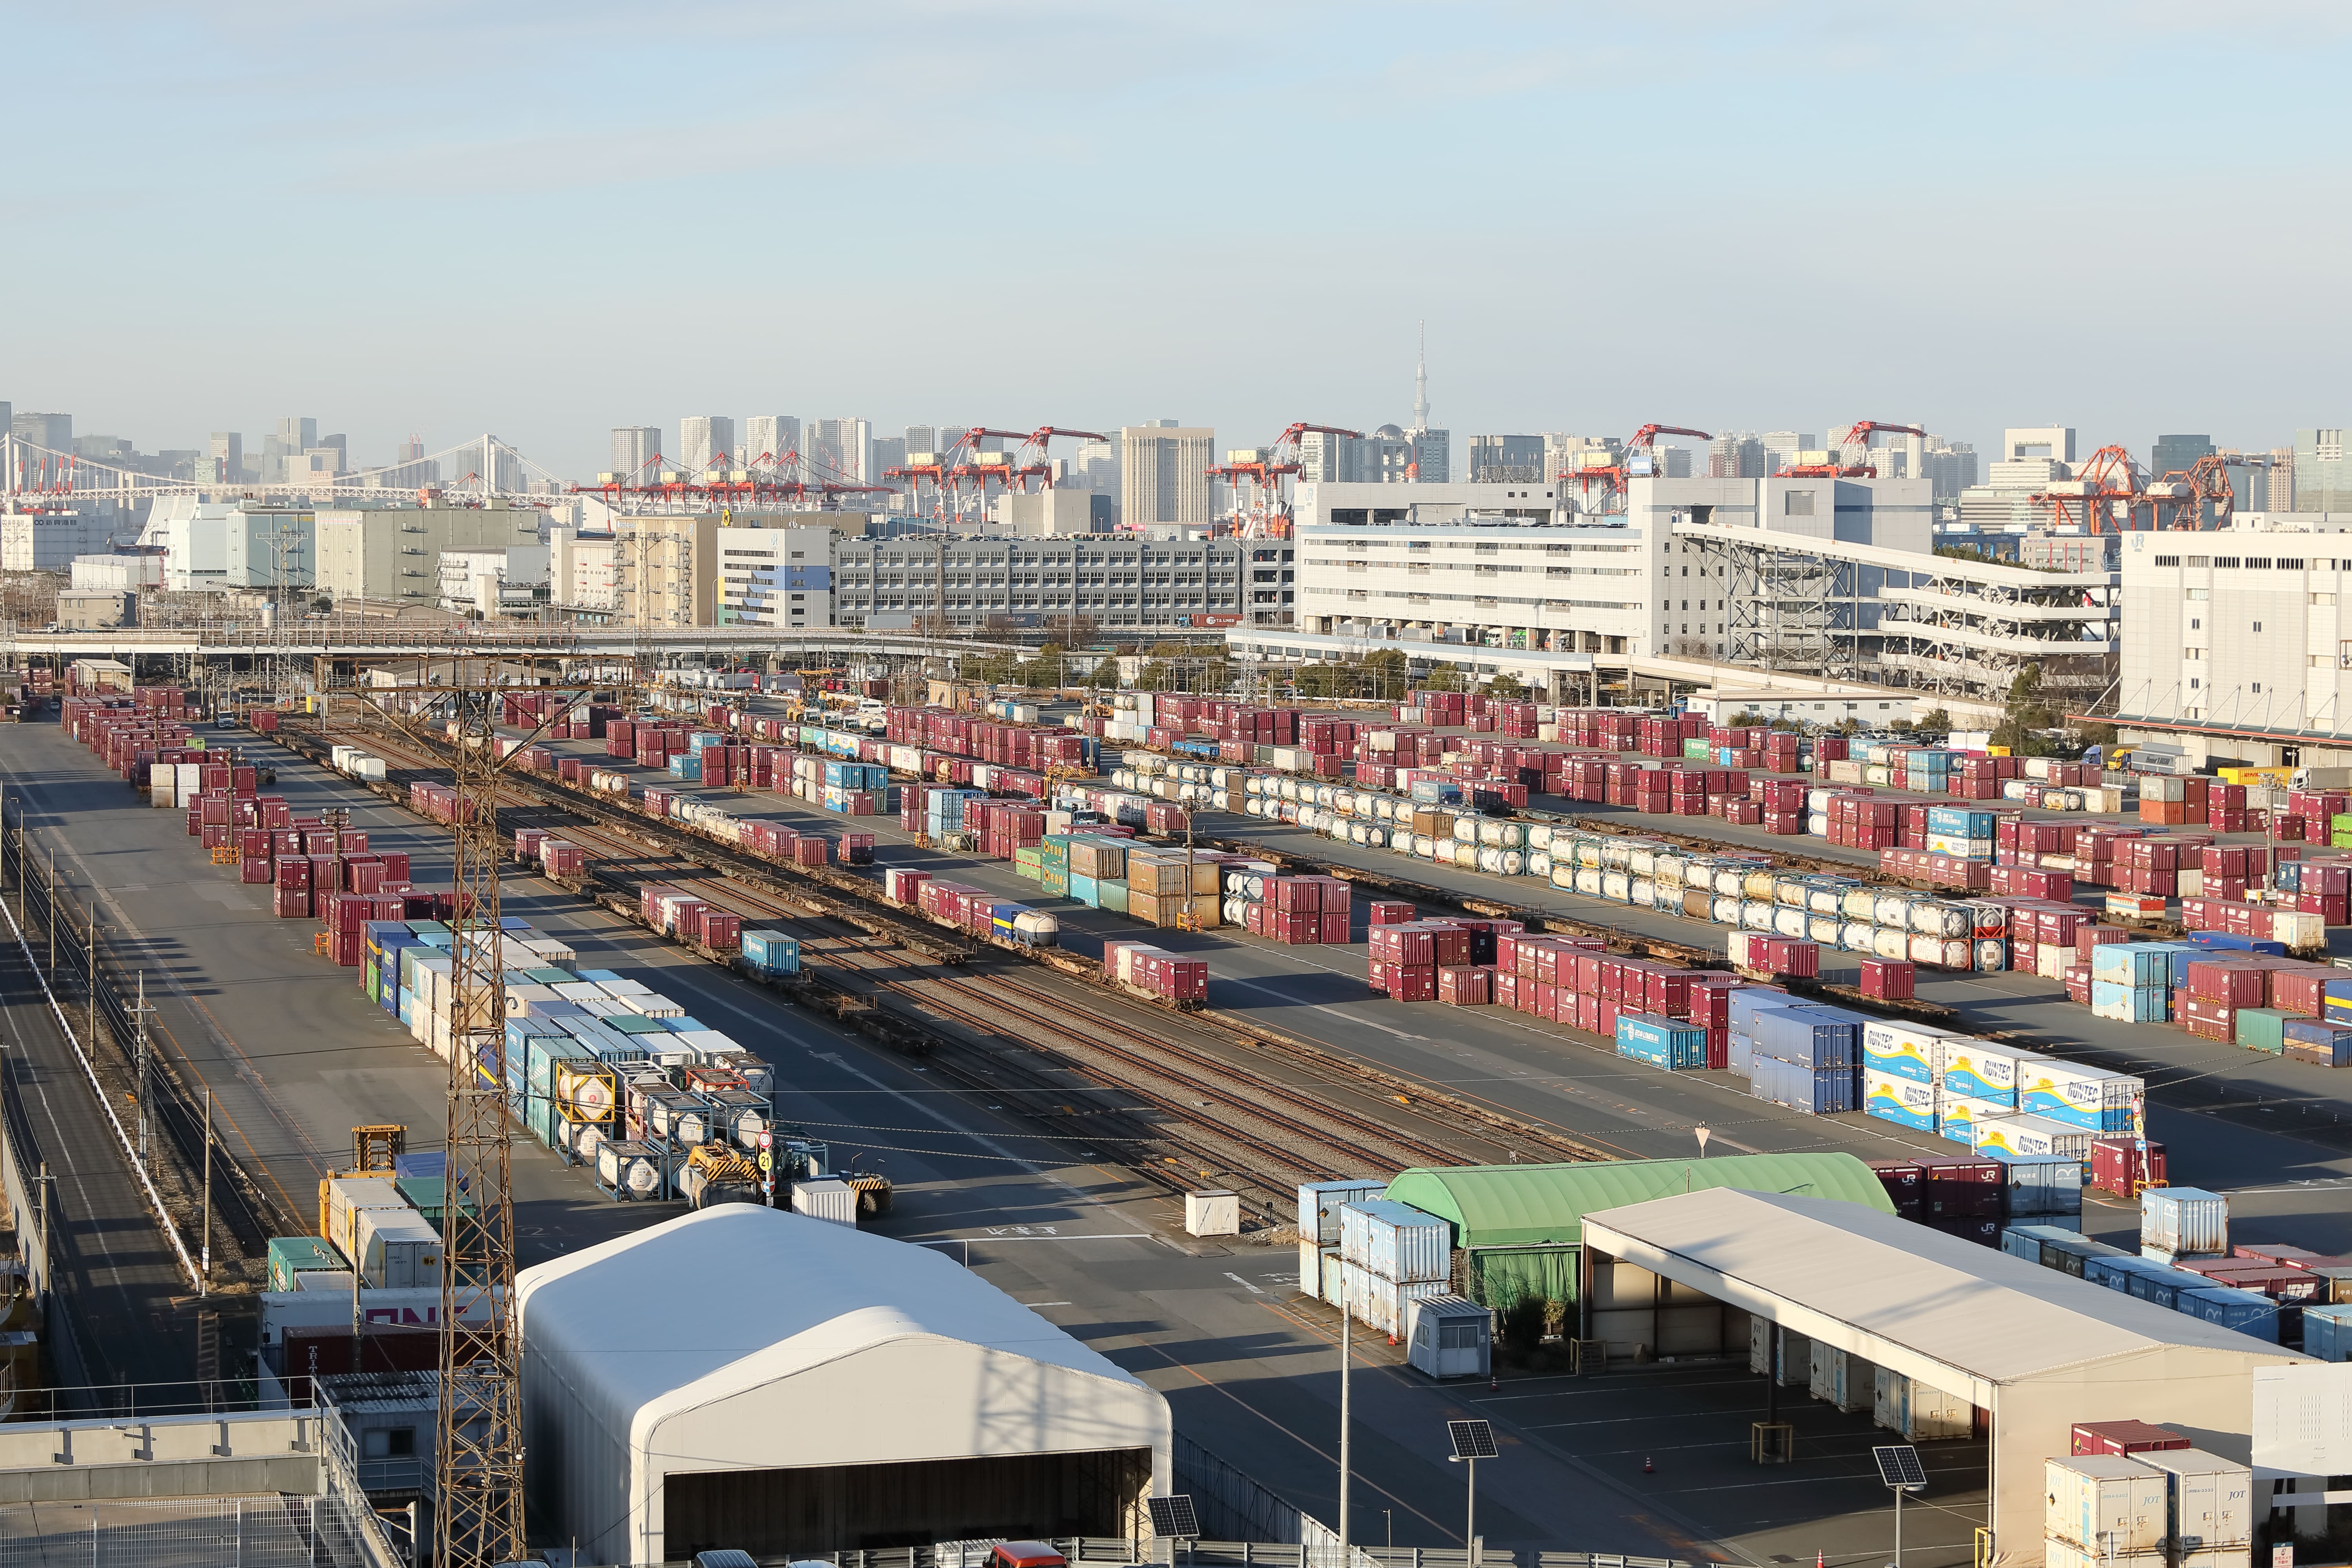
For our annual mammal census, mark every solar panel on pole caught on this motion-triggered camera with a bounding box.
[1873,1445,1928,1491]
[1149,1497,1202,1541]
[1448,1419,1499,1460]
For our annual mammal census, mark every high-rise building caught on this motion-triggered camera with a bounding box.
[869,436,908,491]
[2269,447,2296,510]
[1120,423,1213,529]
[743,416,800,471]
[11,411,73,456]
[1463,435,1547,484]
[611,426,662,479]
[1708,432,1769,479]
[2294,429,2352,513]
[1918,442,1979,501]
[806,419,872,483]
[2004,426,2076,464]
[1757,432,1816,474]
[205,432,243,486]
[2151,433,2216,479]
[904,425,940,458]
[680,416,737,476]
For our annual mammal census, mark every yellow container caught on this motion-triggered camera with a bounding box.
[1987,746,2011,757]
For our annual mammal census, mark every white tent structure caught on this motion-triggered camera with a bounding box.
[518,1207,1170,1564]
[1581,1188,2308,1567]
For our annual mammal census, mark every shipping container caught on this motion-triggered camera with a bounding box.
[1298,1180,1387,1245]
[2045,1455,2169,1555]
[2142,1187,2230,1260]
[1338,1199,1451,1283]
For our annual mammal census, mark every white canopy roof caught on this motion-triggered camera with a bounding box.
[518,1207,1168,1564]
[1582,1187,2303,1385]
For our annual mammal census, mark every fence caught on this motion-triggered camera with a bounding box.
[0,1495,384,1568]
[793,1546,1693,1568]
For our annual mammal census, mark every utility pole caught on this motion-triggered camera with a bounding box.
[200,1088,212,1296]
[129,975,156,1168]
[46,848,55,972]
[1338,1309,1352,1568]
[87,903,98,1062]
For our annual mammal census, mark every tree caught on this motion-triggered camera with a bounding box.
[1364,648,1408,701]
[1989,662,2060,756]
[1421,662,1466,693]
[1915,706,1954,735]
[1487,671,1528,699]
[1134,660,1171,692]
[1087,656,1122,689]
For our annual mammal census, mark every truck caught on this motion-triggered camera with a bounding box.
[2293,766,2352,790]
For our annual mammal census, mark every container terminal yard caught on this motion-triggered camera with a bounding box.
[0,659,2348,1568]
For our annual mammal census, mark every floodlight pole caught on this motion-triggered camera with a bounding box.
[1338,1309,1351,1568]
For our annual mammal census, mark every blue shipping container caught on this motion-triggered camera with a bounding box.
[1927,807,1998,838]
[1726,986,1793,1038]
[2091,942,2194,986]
[668,753,703,781]
[1751,1054,1854,1114]
[741,930,800,975]
[1750,1005,1858,1069]
[2307,1303,2352,1361]
[2090,979,2171,1022]
[2184,932,2288,956]
[2179,1286,2281,1343]
[2284,1018,2352,1065]
[1615,1013,1708,1070]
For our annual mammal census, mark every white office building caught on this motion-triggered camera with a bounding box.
[1120,423,1213,529]
[714,525,835,628]
[743,415,799,470]
[136,497,316,592]
[805,418,872,483]
[438,545,550,617]
[548,528,620,613]
[611,426,662,480]
[2115,519,2352,768]
[1294,475,1931,661]
[679,416,736,477]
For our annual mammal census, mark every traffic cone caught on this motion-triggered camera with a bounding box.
[1489,1373,1499,1393]
[1643,1456,1653,1474]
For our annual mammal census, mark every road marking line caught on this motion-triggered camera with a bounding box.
[1224,1271,1264,1294]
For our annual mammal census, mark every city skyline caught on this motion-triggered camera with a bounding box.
[6,4,2347,478]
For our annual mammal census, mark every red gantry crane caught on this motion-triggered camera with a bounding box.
[1012,426,1110,492]
[1777,421,1929,478]
[1560,423,1711,514]
[2145,454,2236,532]
[2031,445,2149,534]
[1207,422,1361,539]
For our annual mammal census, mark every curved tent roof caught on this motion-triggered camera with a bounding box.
[1384,1152,1895,1249]
[517,1206,1169,1564]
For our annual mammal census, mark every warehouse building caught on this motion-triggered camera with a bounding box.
[519,1207,1169,1563]
[2113,519,2352,771]
[1580,1188,2307,1567]
[1293,474,1931,663]
[1383,1153,1894,1312]
[832,534,1254,631]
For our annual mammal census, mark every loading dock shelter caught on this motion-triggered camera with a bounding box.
[517,1207,1170,1564]
[1580,1189,2307,1567]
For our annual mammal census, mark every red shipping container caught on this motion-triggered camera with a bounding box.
[1437,965,1493,1005]
[1858,958,1915,1001]
[273,887,310,919]
[2185,960,2269,1006]
[699,910,743,951]
[1367,900,1416,927]
[2072,1422,2190,1459]
[239,856,271,884]
[330,930,364,967]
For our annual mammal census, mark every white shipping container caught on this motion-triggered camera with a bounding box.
[1876,1367,1971,1441]
[324,1175,410,1262]
[1809,1341,1875,1414]
[1298,1179,1386,1244]
[2132,1448,2254,1552]
[352,1207,443,1290]
[1338,1200,1451,1283]
[2046,1455,2170,1555]
[1340,1258,1446,1338]
[788,1177,858,1227]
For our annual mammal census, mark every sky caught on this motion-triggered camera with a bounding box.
[8,0,2350,480]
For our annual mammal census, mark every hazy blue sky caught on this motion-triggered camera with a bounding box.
[9,1,2348,479]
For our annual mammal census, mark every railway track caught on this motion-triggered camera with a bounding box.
[289,719,1616,1209]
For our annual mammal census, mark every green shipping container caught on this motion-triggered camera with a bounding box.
[394,1176,475,1228]
[1042,869,1069,897]
[267,1236,347,1292]
[2236,1007,2288,1054]
[1100,881,1129,915]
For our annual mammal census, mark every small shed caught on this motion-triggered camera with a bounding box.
[1382,1152,1895,1308]
[1405,1295,1492,1381]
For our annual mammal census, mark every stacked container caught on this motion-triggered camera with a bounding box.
[1336,1199,1451,1338]
[2044,1456,2169,1568]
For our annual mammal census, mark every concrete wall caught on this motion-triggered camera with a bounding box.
[0,1410,322,1503]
